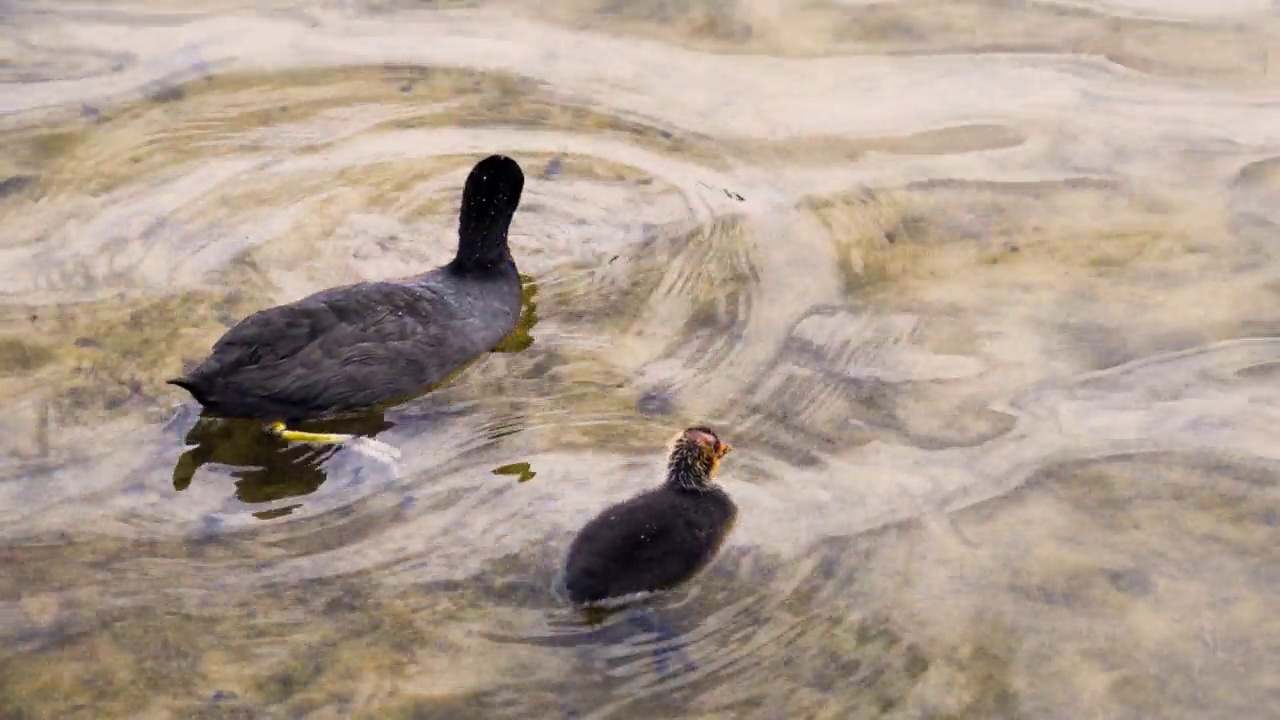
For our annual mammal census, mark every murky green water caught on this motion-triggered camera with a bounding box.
[1,1,1279,718]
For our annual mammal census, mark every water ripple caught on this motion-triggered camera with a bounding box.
[0,3,1278,718]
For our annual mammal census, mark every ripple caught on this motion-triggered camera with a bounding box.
[531,0,1280,81]
[1,3,1278,718]
[727,304,1004,462]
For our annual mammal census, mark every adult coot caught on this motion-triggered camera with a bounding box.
[168,154,526,444]
[562,426,737,606]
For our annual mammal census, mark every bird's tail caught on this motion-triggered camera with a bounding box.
[166,376,209,405]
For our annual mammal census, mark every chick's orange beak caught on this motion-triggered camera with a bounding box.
[718,442,733,458]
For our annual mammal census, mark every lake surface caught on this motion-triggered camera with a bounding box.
[1,1,1279,717]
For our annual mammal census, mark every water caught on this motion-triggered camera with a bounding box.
[1,1,1279,717]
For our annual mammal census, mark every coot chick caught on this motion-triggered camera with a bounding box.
[168,154,526,444]
[562,426,737,606]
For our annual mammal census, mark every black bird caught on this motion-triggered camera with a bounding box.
[562,426,737,606]
[168,154,526,444]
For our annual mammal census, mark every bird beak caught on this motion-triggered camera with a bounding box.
[719,442,733,458]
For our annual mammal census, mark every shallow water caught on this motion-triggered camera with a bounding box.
[1,1,1279,717]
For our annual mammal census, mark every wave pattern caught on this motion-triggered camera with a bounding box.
[0,2,1277,719]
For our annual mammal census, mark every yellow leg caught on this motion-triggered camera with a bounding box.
[266,420,355,445]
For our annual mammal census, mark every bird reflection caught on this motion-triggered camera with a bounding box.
[485,595,700,685]
[492,272,540,353]
[171,410,394,514]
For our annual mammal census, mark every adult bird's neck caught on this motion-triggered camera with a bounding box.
[449,216,514,275]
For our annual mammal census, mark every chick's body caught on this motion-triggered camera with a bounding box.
[563,485,736,604]
[563,427,737,606]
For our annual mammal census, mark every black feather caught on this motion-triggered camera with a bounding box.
[562,433,737,605]
[168,154,527,421]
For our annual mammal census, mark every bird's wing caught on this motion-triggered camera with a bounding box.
[207,281,442,361]
[192,281,478,411]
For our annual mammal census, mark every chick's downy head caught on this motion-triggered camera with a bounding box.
[668,425,733,486]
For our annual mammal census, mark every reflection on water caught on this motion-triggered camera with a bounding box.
[492,461,537,483]
[172,412,388,504]
[1,0,1279,718]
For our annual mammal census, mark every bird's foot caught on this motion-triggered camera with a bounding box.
[266,420,354,445]
[264,421,402,466]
